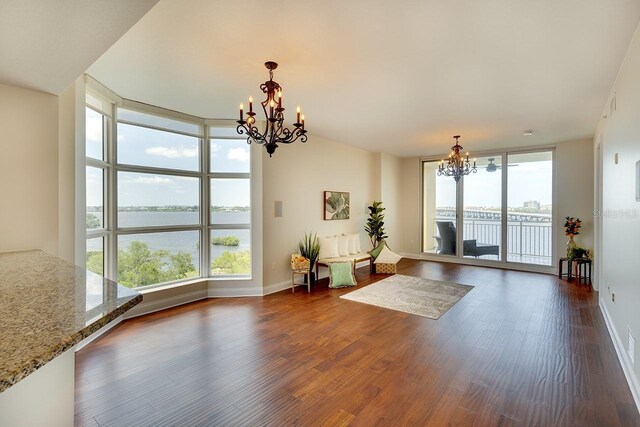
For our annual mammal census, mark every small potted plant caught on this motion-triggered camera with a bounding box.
[297,232,320,284]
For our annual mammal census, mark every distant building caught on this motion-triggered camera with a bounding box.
[523,200,541,209]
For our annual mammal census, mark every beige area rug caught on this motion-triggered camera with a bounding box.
[340,274,473,319]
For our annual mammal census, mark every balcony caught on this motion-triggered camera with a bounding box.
[431,209,552,266]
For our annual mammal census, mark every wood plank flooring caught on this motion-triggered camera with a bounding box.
[75,259,640,426]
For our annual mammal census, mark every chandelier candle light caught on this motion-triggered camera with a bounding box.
[437,135,477,182]
[236,61,307,157]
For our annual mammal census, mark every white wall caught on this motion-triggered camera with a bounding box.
[262,134,374,290]
[594,23,640,405]
[0,83,60,255]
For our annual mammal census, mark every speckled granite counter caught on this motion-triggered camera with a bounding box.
[0,250,142,393]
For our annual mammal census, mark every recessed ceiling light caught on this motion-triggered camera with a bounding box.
[523,130,533,136]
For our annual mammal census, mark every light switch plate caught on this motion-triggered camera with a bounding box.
[274,200,283,217]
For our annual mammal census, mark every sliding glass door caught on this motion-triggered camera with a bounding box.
[422,161,458,256]
[422,149,554,268]
[506,152,553,266]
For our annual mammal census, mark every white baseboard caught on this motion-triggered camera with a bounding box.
[207,286,263,298]
[263,280,292,295]
[599,297,640,412]
[125,288,208,319]
[75,315,123,351]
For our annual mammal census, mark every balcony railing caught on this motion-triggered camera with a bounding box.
[433,209,552,264]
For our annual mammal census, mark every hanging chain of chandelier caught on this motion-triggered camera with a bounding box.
[437,135,477,182]
[236,61,307,157]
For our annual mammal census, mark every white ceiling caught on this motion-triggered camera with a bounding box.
[87,0,640,157]
[0,0,159,95]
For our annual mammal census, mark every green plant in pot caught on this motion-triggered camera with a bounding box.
[365,201,388,248]
[568,246,592,261]
[298,232,320,284]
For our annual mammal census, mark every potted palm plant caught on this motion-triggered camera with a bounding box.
[298,232,320,284]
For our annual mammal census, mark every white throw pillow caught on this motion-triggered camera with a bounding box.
[374,245,402,264]
[344,233,361,254]
[318,236,340,259]
[352,234,362,253]
[345,234,357,254]
[337,235,350,257]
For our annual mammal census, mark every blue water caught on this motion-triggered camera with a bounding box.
[87,211,251,268]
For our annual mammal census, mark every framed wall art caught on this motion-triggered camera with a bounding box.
[324,191,350,220]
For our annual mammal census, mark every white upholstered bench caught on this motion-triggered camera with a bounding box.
[315,252,373,278]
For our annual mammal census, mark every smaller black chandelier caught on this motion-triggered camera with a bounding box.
[437,135,477,183]
[236,61,307,157]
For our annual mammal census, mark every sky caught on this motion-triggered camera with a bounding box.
[428,154,553,209]
[86,108,552,209]
[86,109,251,207]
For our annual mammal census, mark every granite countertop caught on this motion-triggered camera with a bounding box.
[0,250,142,393]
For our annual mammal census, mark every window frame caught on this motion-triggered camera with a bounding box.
[85,102,112,277]
[207,128,252,279]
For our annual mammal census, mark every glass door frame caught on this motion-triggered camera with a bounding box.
[420,146,557,274]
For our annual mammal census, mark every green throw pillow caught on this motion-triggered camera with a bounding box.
[369,241,386,260]
[328,261,357,288]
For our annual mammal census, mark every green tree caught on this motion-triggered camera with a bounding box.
[86,251,103,276]
[211,236,240,246]
[86,213,101,229]
[117,241,197,288]
[211,250,250,275]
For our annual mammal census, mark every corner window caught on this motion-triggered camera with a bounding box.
[85,90,253,289]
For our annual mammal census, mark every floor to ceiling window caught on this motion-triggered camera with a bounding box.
[85,86,252,289]
[422,149,554,268]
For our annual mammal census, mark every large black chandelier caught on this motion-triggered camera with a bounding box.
[437,135,477,183]
[236,61,307,157]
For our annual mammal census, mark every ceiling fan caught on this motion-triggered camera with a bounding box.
[486,158,519,172]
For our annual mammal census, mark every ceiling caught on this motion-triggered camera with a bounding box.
[0,0,159,95]
[86,0,640,156]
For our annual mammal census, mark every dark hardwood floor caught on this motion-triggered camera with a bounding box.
[75,259,640,426]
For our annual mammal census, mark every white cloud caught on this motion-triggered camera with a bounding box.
[145,146,198,158]
[130,176,174,185]
[210,143,220,157]
[86,117,102,143]
[228,147,250,162]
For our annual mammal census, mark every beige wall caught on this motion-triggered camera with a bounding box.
[398,157,422,254]
[262,134,374,289]
[594,23,640,396]
[555,139,594,259]
[379,153,401,250]
[0,83,60,255]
